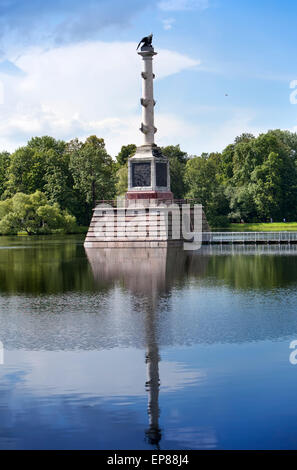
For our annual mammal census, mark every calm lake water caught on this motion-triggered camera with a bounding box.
[0,236,297,449]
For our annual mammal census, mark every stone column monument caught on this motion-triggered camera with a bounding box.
[139,38,157,146]
[83,35,210,248]
[127,34,173,201]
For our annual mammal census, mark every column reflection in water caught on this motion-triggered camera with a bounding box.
[85,247,197,449]
[144,292,161,448]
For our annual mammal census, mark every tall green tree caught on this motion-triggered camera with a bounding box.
[251,152,283,220]
[185,154,218,207]
[116,144,136,167]
[234,133,255,145]
[251,151,297,220]
[0,152,10,198]
[69,136,116,212]
[161,145,188,199]
[5,146,45,196]
[5,136,69,198]
[26,136,75,210]
[116,165,128,196]
[184,153,229,226]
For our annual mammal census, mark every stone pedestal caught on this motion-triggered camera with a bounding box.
[127,144,172,200]
[84,198,210,248]
[84,200,183,248]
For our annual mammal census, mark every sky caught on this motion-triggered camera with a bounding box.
[0,0,297,157]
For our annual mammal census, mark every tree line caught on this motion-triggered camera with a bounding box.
[116,129,297,227]
[0,129,296,233]
[0,135,116,233]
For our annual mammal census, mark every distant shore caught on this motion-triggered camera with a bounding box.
[0,227,88,236]
[3,223,297,236]
[217,223,297,232]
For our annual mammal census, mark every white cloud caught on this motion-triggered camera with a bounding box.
[162,18,176,30]
[0,40,266,159]
[158,0,209,11]
[190,111,265,155]
[6,349,205,398]
[0,41,200,156]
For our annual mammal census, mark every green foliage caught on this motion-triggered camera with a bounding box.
[1,129,297,232]
[185,155,217,206]
[184,153,229,226]
[0,191,76,235]
[116,144,136,166]
[116,164,128,195]
[68,136,116,212]
[234,133,255,144]
[225,184,258,222]
[217,131,297,223]
[5,146,44,196]
[27,138,81,218]
[4,136,78,217]
[229,222,297,232]
[0,152,10,198]
[27,136,66,154]
[161,145,188,198]
[3,135,116,227]
[182,129,297,226]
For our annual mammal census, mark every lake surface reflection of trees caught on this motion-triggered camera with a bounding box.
[202,245,297,289]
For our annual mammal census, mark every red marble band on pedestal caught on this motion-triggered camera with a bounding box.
[126,191,173,200]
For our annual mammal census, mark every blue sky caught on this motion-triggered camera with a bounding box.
[0,0,296,156]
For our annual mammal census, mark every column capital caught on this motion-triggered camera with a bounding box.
[138,49,157,59]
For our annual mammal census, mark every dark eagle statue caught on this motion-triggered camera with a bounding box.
[136,34,153,50]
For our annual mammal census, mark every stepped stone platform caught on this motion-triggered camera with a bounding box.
[84,199,210,249]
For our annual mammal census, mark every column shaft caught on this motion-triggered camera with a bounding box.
[142,56,155,145]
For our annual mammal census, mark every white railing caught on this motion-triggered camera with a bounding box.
[196,232,297,244]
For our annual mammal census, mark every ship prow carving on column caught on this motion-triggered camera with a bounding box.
[84,34,210,249]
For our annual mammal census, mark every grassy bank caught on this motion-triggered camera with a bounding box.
[1,226,89,236]
[219,223,297,232]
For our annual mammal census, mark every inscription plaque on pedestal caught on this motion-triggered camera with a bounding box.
[132,162,151,187]
[156,162,167,187]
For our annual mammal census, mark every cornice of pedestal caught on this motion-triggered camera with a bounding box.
[129,144,167,162]
[138,46,157,58]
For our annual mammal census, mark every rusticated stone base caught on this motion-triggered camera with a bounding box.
[84,240,183,248]
[84,198,210,248]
